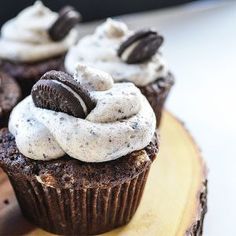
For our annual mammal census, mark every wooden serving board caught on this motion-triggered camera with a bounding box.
[0,112,207,236]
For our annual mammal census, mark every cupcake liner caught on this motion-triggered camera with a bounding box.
[8,166,151,235]
[139,73,174,127]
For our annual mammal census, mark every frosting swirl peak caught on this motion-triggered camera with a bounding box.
[95,18,128,38]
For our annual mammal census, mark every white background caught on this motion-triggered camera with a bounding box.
[79,1,236,235]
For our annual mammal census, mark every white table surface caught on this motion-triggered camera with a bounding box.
[78,1,236,235]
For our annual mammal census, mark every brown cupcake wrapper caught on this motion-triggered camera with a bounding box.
[139,73,174,127]
[8,166,151,235]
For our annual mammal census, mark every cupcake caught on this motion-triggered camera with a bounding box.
[65,19,174,127]
[0,64,158,235]
[0,1,81,97]
[0,71,21,128]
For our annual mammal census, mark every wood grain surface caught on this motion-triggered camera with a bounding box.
[0,112,207,235]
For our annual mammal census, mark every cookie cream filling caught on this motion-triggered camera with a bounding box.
[120,40,140,62]
[65,18,168,86]
[9,65,156,162]
[0,1,78,62]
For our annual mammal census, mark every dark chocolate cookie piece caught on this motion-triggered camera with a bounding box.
[118,29,164,64]
[48,6,81,41]
[40,70,96,113]
[31,71,95,118]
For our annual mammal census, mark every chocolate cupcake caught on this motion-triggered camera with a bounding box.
[0,1,81,97]
[0,64,158,235]
[65,19,174,127]
[0,71,21,128]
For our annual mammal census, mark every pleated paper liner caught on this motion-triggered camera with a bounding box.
[8,166,151,235]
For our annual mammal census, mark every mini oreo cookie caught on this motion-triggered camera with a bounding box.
[48,6,81,41]
[31,71,95,118]
[118,29,164,64]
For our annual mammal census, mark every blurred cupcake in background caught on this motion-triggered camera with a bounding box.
[65,18,175,127]
[0,1,81,97]
[0,71,21,128]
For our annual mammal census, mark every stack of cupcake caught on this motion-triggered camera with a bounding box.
[0,2,174,235]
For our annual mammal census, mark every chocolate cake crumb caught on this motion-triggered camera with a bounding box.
[3,199,9,205]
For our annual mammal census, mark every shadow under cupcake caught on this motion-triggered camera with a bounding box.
[65,19,175,127]
[0,65,158,235]
[0,1,81,98]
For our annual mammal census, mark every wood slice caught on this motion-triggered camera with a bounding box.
[0,111,207,236]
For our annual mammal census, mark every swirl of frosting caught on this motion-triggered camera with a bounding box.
[65,18,168,87]
[0,1,78,62]
[9,65,156,162]
[74,63,114,91]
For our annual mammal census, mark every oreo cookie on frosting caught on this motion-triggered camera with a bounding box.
[31,70,95,118]
[118,29,164,64]
[48,6,81,41]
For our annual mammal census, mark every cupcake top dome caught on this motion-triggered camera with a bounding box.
[9,64,156,162]
[0,1,80,62]
[65,18,169,86]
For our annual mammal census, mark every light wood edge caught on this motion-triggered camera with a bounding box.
[164,112,208,236]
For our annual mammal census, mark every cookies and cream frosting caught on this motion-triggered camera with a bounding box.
[0,1,78,62]
[9,64,156,162]
[65,18,168,86]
